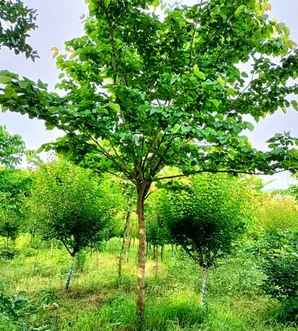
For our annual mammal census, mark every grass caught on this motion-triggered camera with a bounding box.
[0,236,297,331]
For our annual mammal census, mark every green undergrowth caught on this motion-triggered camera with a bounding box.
[0,236,296,331]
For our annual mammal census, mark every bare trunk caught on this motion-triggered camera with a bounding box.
[146,242,150,256]
[125,236,131,262]
[154,245,158,278]
[136,181,150,327]
[118,210,131,281]
[65,255,76,291]
[160,245,164,261]
[200,267,209,306]
[50,241,54,257]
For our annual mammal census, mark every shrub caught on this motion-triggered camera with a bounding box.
[258,230,298,323]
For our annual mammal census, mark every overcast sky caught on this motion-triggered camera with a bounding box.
[0,0,297,189]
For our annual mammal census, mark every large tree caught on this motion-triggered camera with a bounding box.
[0,0,38,59]
[0,0,298,323]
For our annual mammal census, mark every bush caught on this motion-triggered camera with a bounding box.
[0,292,43,330]
[258,231,298,323]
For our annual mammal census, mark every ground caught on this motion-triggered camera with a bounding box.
[0,236,296,331]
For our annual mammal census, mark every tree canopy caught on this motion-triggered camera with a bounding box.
[0,0,297,181]
[26,159,115,257]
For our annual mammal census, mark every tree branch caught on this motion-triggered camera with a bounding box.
[153,169,287,182]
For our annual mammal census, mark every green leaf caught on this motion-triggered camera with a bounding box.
[217,77,225,86]
[210,99,221,109]
[241,72,249,78]
[0,71,15,84]
[104,0,111,7]
[235,5,246,17]
[152,0,160,8]
[193,65,206,80]
[291,100,298,111]
[109,103,121,112]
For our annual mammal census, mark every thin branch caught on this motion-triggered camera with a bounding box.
[87,134,132,179]
[93,167,127,181]
[153,169,287,182]
[61,238,74,257]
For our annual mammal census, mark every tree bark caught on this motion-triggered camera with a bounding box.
[118,210,131,281]
[125,235,131,262]
[154,245,158,278]
[50,241,54,257]
[136,181,150,327]
[200,266,209,306]
[160,245,164,261]
[65,255,76,291]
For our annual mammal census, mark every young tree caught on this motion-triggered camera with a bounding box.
[0,0,297,322]
[258,230,298,323]
[0,0,38,59]
[0,168,31,248]
[161,174,252,305]
[117,181,135,282]
[26,160,115,290]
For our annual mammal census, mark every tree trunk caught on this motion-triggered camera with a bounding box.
[50,241,54,257]
[65,255,76,291]
[136,181,150,327]
[125,235,131,262]
[160,245,164,261]
[146,243,150,257]
[154,245,158,278]
[200,267,209,306]
[118,210,131,281]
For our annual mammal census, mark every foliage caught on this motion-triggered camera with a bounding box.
[255,193,298,232]
[0,247,17,260]
[0,291,47,331]
[286,181,298,201]
[26,159,115,257]
[259,231,298,300]
[0,1,297,182]
[146,188,172,247]
[0,0,38,59]
[0,126,25,168]
[0,168,31,245]
[161,174,252,269]
[258,230,298,323]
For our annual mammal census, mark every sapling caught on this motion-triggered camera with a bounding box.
[164,174,252,305]
[27,159,114,290]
